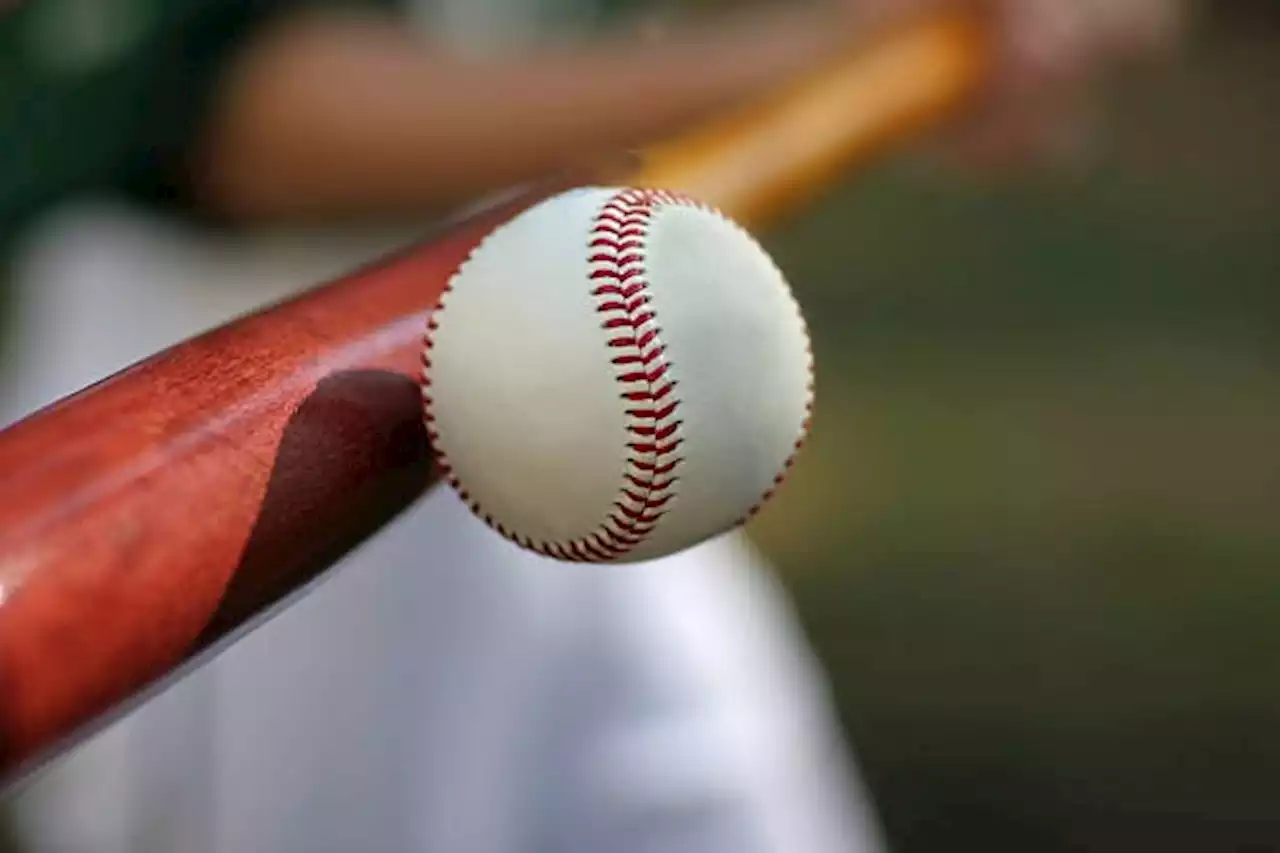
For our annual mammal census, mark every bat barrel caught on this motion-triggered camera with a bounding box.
[0,203,509,779]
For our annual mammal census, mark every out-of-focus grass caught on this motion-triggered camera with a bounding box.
[751,20,1280,853]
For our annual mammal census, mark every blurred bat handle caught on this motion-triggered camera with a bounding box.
[638,9,990,226]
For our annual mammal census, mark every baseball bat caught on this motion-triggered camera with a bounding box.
[0,10,987,785]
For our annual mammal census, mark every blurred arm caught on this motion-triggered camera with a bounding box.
[189,4,888,222]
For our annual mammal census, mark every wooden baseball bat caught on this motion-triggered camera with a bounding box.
[0,10,987,785]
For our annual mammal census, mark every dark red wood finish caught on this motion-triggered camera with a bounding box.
[0,186,569,783]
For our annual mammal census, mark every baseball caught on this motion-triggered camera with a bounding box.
[421,186,813,563]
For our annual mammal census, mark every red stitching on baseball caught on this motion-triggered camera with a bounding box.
[422,187,812,562]
[571,189,689,560]
[421,189,688,562]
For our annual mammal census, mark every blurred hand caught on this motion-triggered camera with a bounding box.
[845,0,1185,170]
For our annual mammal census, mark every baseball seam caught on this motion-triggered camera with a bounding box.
[575,188,686,560]
[422,187,813,563]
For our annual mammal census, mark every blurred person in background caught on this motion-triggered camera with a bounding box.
[0,0,1179,851]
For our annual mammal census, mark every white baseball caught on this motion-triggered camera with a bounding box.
[421,187,813,563]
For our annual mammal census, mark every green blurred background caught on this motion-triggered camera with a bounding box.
[747,4,1280,850]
